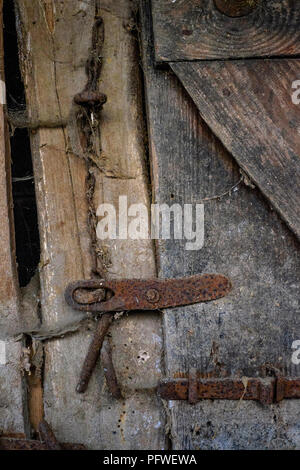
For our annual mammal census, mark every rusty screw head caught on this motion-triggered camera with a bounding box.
[145,288,160,303]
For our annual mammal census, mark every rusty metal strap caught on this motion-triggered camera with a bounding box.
[65,274,232,314]
[0,438,86,450]
[158,377,300,405]
[0,420,86,450]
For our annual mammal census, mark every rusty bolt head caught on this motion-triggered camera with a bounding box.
[74,90,107,109]
[145,288,160,303]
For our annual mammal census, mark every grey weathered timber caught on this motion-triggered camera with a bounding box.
[16,0,165,449]
[171,59,300,241]
[151,0,300,62]
[140,0,300,450]
[0,0,28,436]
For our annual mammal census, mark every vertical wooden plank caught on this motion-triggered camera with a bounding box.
[140,0,300,450]
[16,0,102,446]
[17,0,165,449]
[89,0,165,450]
[0,0,28,436]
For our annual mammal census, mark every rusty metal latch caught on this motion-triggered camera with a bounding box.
[65,274,231,395]
[158,376,300,406]
[65,274,232,314]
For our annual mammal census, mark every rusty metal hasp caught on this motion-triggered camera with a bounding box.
[65,274,232,314]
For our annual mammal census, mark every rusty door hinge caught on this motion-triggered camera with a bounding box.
[65,274,232,314]
[158,377,300,405]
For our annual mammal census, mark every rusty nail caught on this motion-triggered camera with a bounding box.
[38,420,61,450]
[76,313,114,393]
[74,90,107,109]
[101,338,122,399]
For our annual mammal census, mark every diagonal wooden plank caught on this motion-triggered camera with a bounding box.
[151,0,300,62]
[140,0,300,450]
[171,59,300,240]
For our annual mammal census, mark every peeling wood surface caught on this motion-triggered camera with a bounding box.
[17,0,164,449]
[140,0,300,450]
[151,0,300,62]
[0,0,28,435]
[171,59,300,241]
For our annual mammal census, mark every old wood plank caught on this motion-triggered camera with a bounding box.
[91,0,165,450]
[16,0,105,447]
[17,0,165,449]
[171,59,300,240]
[140,0,300,450]
[0,0,28,435]
[151,0,300,62]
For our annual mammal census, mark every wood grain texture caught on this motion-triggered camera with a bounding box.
[0,0,28,435]
[17,0,165,449]
[140,0,300,450]
[17,0,105,448]
[151,0,300,61]
[171,59,300,240]
[92,0,165,449]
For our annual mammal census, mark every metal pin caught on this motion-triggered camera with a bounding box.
[38,420,61,450]
[76,313,114,393]
[101,338,122,399]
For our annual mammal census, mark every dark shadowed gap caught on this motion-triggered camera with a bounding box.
[3,0,40,287]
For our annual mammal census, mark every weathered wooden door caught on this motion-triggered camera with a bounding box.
[139,0,300,450]
[0,0,299,451]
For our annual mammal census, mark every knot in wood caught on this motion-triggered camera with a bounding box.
[214,0,259,17]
